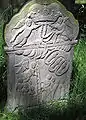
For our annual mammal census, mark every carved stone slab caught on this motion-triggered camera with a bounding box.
[5,0,79,110]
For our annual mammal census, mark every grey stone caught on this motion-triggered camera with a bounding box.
[4,0,79,111]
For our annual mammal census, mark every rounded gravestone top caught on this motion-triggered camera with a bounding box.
[5,0,79,47]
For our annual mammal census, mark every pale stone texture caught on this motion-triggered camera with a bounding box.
[5,0,79,110]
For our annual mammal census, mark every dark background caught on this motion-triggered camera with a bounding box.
[0,0,82,13]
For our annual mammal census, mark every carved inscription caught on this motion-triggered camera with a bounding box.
[15,59,39,95]
[11,4,77,98]
[5,3,79,102]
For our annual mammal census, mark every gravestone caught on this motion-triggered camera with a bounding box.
[5,0,79,110]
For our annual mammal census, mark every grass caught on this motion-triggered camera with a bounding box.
[71,39,86,101]
[0,110,19,120]
[0,11,7,108]
[0,100,86,120]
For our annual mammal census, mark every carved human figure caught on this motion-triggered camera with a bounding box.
[5,2,79,110]
[10,13,41,47]
[41,15,69,44]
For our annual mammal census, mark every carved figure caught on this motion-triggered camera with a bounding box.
[10,4,78,98]
[10,14,41,47]
[5,2,79,110]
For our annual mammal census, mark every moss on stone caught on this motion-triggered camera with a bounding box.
[5,0,79,43]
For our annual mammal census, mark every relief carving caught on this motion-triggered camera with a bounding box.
[5,2,79,107]
[15,60,38,95]
[11,5,77,97]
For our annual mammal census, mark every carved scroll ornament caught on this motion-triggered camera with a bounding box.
[5,2,79,105]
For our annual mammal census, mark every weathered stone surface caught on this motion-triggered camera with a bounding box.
[5,0,79,110]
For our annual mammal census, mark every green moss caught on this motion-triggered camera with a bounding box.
[5,0,78,38]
